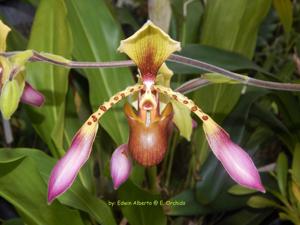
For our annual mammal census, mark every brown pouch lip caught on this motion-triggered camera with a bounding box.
[124,102,174,167]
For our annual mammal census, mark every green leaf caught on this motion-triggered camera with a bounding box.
[276,152,288,197]
[167,44,266,74]
[26,0,72,157]
[166,189,207,216]
[2,218,24,225]
[170,0,203,44]
[292,143,300,186]
[247,196,278,208]
[0,156,85,225]
[66,0,134,145]
[168,186,250,216]
[273,0,293,34]
[0,148,117,225]
[215,209,271,225]
[279,212,292,221]
[118,180,166,225]
[273,92,300,151]
[24,0,40,7]
[292,181,300,202]
[6,28,28,51]
[228,185,259,195]
[200,0,272,57]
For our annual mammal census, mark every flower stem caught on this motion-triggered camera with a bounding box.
[3,50,300,92]
[169,54,300,92]
[165,131,179,187]
[1,51,135,68]
[147,166,158,194]
[175,78,210,94]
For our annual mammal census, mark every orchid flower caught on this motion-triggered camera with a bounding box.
[47,20,265,203]
[0,20,44,120]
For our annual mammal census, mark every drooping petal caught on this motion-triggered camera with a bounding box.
[110,144,132,189]
[118,20,181,84]
[21,82,45,106]
[0,20,10,52]
[203,117,265,192]
[48,121,98,203]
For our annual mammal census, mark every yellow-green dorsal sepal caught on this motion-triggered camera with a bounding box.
[118,20,181,84]
[0,20,10,52]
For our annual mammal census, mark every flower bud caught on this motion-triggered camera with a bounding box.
[110,144,131,189]
[0,73,25,119]
[21,82,45,107]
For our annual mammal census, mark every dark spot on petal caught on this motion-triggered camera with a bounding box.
[202,115,208,121]
[130,88,134,92]
[172,95,177,100]
[114,96,119,101]
[100,105,107,111]
[121,93,125,98]
[92,115,97,122]
[191,106,197,112]
[183,100,189,104]
[87,121,92,125]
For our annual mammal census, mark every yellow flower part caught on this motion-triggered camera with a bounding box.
[118,20,181,84]
[156,64,193,141]
[0,20,10,52]
[156,63,173,87]
[0,56,12,86]
[0,72,25,119]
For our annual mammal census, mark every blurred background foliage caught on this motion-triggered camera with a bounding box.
[0,0,300,224]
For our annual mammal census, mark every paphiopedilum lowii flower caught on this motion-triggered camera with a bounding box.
[47,21,264,203]
[0,20,44,120]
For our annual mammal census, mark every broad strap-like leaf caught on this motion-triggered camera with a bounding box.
[26,0,72,157]
[66,0,134,145]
